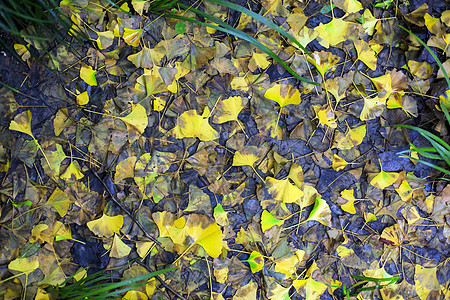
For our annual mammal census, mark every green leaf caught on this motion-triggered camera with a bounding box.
[175,21,186,34]
[245,251,264,273]
[260,210,284,232]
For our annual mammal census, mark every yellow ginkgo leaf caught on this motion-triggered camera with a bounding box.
[234,281,258,300]
[8,256,39,274]
[184,214,223,258]
[314,105,337,128]
[76,91,89,105]
[213,96,246,124]
[249,51,271,71]
[315,18,352,48]
[264,84,301,108]
[136,241,155,259]
[53,108,73,136]
[213,203,229,227]
[362,9,379,35]
[54,221,74,241]
[245,251,264,273]
[364,212,377,222]
[118,104,148,135]
[232,147,260,167]
[274,251,304,278]
[396,179,413,202]
[96,30,115,49]
[333,124,367,150]
[14,43,31,61]
[127,45,153,69]
[123,290,148,300]
[414,265,440,299]
[334,0,363,14]
[370,164,399,189]
[9,110,34,138]
[261,210,284,232]
[60,161,84,181]
[110,234,131,258]
[172,109,219,141]
[114,156,137,183]
[307,51,340,77]
[354,39,377,71]
[46,187,71,217]
[80,64,97,86]
[408,60,433,80]
[332,154,349,171]
[339,189,357,214]
[123,28,143,47]
[360,96,386,121]
[87,214,124,238]
[265,177,304,211]
[302,197,332,227]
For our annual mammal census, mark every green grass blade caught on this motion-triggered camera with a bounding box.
[398,25,450,88]
[170,7,317,85]
[395,124,450,152]
[404,155,450,176]
[204,0,312,57]
[352,275,399,283]
[441,99,450,124]
[68,267,176,300]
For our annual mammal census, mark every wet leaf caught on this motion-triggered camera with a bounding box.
[315,18,353,48]
[172,109,219,141]
[264,84,301,107]
[110,234,131,258]
[118,104,148,135]
[60,161,84,181]
[46,187,71,217]
[339,189,357,214]
[80,64,97,86]
[9,110,34,138]
[261,210,284,232]
[302,197,332,227]
[245,251,264,273]
[123,28,143,47]
[87,214,124,238]
[212,96,246,124]
[370,164,399,189]
[8,256,39,274]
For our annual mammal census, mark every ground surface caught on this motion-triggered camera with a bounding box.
[0,0,449,299]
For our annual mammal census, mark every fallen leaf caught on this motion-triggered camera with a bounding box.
[172,109,219,141]
[87,214,124,238]
[245,251,264,273]
[118,104,148,135]
[80,64,97,86]
[110,234,131,258]
[261,210,284,232]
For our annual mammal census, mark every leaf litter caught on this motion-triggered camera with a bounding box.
[0,0,450,299]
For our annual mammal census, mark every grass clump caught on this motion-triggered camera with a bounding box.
[46,266,176,300]
[395,25,450,179]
